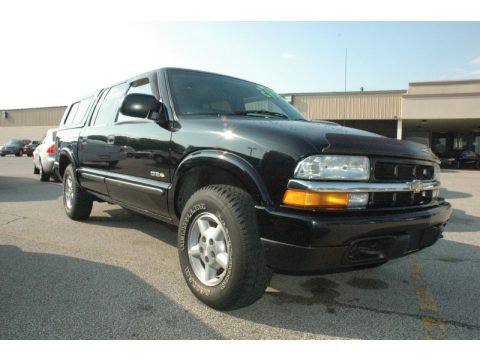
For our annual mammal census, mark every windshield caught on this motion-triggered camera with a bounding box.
[167,69,305,120]
[5,140,21,146]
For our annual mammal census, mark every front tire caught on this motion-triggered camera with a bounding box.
[178,185,271,310]
[63,164,93,220]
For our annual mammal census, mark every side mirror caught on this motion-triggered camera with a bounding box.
[120,93,163,120]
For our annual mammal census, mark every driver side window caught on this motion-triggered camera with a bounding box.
[116,82,156,123]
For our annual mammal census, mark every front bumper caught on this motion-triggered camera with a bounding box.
[257,202,451,273]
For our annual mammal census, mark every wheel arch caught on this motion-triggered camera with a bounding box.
[58,148,78,179]
[170,150,272,222]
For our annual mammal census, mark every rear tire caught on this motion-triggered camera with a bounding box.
[33,162,40,174]
[63,164,93,220]
[178,185,271,310]
[39,162,50,182]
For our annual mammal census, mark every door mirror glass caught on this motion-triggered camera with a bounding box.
[120,93,163,120]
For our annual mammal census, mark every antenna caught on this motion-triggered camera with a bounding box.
[343,48,347,125]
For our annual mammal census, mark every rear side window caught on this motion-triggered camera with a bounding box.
[63,103,79,127]
[63,97,93,127]
[92,83,129,126]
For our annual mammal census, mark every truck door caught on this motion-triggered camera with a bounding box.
[103,79,172,219]
[77,83,129,195]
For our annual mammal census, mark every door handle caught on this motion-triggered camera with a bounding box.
[107,135,115,145]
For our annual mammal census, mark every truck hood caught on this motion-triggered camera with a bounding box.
[185,118,438,163]
[322,132,439,163]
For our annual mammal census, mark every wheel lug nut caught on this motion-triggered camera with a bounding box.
[205,256,209,263]
[210,251,215,258]
[209,239,213,245]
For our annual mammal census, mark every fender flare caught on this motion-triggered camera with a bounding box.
[169,149,272,213]
[57,147,79,179]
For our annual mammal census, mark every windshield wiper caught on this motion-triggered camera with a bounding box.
[228,110,289,119]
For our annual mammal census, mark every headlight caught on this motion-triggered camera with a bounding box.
[295,155,370,181]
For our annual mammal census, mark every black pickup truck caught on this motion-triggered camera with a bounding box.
[55,68,451,310]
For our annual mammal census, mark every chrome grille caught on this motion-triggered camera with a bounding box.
[369,190,434,208]
[370,159,437,208]
[374,162,434,181]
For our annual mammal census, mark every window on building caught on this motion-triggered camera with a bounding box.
[454,133,478,152]
[433,138,446,153]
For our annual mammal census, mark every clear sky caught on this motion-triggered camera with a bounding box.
[1,21,479,109]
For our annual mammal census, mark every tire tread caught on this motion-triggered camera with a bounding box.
[181,184,272,310]
[63,164,93,220]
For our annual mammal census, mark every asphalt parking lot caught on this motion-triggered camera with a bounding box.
[0,156,479,339]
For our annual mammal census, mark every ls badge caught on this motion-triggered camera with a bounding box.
[150,171,165,178]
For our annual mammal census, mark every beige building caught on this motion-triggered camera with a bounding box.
[401,79,480,155]
[286,90,405,139]
[0,106,66,143]
[284,78,480,158]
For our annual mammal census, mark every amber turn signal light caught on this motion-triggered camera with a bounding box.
[282,189,349,208]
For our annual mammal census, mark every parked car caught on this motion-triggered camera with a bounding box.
[457,149,480,169]
[33,129,58,181]
[0,139,26,156]
[437,153,457,168]
[436,149,480,169]
[23,140,40,157]
[55,68,451,310]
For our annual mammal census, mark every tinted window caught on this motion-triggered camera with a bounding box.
[64,103,79,126]
[127,82,152,95]
[116,82,154,123]
[167,69,305,120]
[72,97,93,125]
[63,97,93,127]
[5,140,22,146]
[93,83,129,126]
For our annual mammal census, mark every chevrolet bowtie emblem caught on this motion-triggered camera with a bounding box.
[409,180,424,193]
